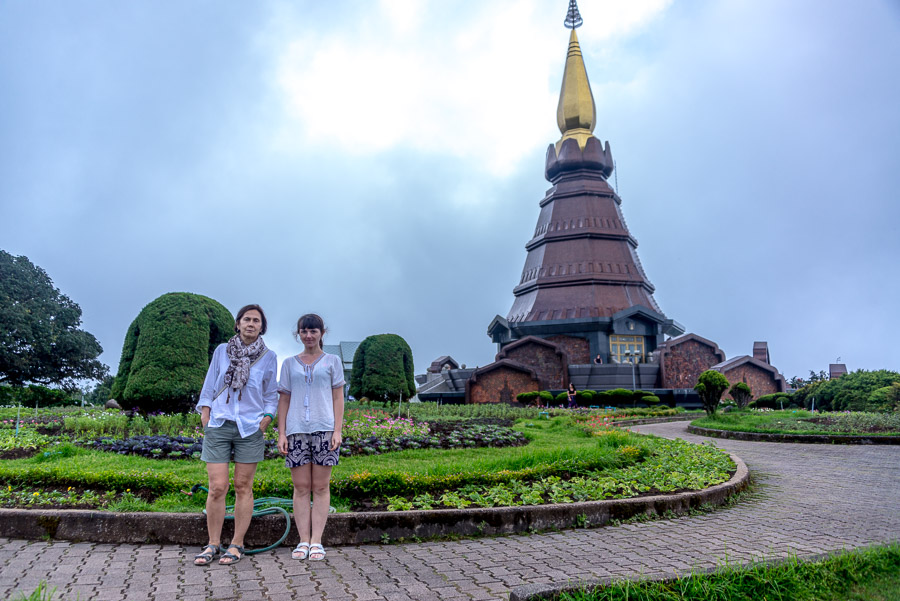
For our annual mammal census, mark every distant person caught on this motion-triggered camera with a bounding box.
[593,354,603,364]
[567,383,578,409]
[278,313,345,562]
[194,304,279,566]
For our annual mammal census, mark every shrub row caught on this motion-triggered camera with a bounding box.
[517,388,662,408]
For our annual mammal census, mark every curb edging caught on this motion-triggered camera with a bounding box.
[0,454,749,547]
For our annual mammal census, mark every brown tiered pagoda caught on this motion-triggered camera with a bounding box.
[487,0,682,388]
[418,2,787,406]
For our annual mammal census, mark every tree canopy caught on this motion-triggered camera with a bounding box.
[695,370,730,415]
[792,369,900,412]
[349,334,416,403]
[0,250,107,389]
[111,292,234,413]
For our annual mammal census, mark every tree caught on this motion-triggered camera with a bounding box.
[111,292,233,413]
[84,375,116,405]
[695,370,730,416]
[729,382,752,409]
[349,334,416,403]
[0,250,107,389]
[788,370,828,390]
[792,369,900,412]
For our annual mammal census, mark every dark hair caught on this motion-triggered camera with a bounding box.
[294,313,326,348]
[568,383,576,392]
[234,304,268,335]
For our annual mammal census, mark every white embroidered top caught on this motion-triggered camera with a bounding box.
[278,352,345,435]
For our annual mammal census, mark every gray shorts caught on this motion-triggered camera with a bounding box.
[201,420,265,464]
[285,431,340,468]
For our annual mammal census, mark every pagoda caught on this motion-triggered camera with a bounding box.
[487,0,683,381]
[418,3,786,405]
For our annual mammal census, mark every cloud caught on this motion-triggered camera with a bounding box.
[270,0,671,177]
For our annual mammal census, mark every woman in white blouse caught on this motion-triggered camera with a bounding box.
[193,304,279,566]
[277,313,345,561]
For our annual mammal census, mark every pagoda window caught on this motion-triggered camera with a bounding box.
[610,335,645,363]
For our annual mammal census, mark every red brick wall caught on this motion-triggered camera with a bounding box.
[546,335,590,364]
[468,368,540,405]
[502,342,566,389]
[722,364,782,398]
[661,340,721,389]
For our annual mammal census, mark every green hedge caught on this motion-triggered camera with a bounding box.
[111,293,233,414]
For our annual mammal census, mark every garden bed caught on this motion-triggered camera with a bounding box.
[690,410,900,444]
[1,404,732,516]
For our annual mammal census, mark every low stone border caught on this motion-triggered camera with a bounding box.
[509,550,840,601]
[0,454,748,547]
[688,425,900,445]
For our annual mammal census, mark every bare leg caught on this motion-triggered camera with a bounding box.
[291,463,313,543]
[229,462,258,552]
[309,464,333,557]
[197,462,229,565]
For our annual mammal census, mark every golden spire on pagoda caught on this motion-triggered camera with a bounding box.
[555,0,596,153]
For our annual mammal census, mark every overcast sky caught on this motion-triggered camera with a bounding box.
[2,0,899,386]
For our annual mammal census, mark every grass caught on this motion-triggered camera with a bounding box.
[693,410,900,436]
[547,543,900,601]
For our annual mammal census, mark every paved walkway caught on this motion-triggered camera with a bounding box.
[1,422,898,601]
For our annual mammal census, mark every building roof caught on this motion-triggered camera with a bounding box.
[712,355,787,390]
[322,341,360,370]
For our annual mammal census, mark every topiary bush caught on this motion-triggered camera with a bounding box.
[642,395,660,406]
[577,390,595,407]
[111,293,234,414]
[349,334,417,403]
[608,388,635,407]
[695,370,730,416]
[730,382,752,409]
[516,391,539,404]
[750,393,791,410]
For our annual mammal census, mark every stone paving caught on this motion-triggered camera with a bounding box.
[1,421,899,601]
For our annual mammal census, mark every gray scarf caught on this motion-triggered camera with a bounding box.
[223,335,267,403]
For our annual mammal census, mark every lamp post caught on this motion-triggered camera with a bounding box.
[624,349,637,390]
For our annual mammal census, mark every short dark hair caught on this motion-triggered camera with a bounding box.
[293,313,326,348]
[234,304,268,335]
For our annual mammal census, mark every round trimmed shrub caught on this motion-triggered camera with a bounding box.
[111,293,234,414]
[349,334,417,403]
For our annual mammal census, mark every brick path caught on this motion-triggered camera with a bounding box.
[1,421,898,601]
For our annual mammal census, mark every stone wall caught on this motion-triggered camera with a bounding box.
[467,367,540,405]
[500,340,567,390]
[545,335,591,365]
[660,339,721,389]
[722,364,783,398]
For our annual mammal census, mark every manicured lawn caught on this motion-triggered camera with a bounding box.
[550,543,900,601]
[693,410,900,436]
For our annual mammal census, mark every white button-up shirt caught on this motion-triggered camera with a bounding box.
[196,343,279,438]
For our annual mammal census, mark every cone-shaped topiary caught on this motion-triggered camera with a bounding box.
[111,292,234,413]
[349,334,416,403]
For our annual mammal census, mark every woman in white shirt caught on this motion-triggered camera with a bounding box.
[277,313,345,561]
[193,304,279,566]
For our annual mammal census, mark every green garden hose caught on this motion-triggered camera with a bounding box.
[188,484,292,555]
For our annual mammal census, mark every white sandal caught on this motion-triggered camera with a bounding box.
[292,542,310,560]
[308,543,326,561]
